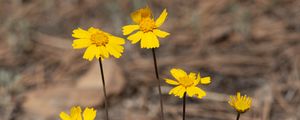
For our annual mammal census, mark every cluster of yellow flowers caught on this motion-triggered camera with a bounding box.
[62,6,252,120]
[72,6,169,61]
[164,68,252,113]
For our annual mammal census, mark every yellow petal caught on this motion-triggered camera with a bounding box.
[70,106,82,120]
[169,86,183,95]
[96,46,109,59]
[155,9,168,27]
[101,46,109,58]
[153,29,170,38]
[186,87,206,99]
[108,43,124,53]
[140,32,149,48]
[188,72,196,80]
[186,87,195,97]
[149,33,159,48]
[127,31,143,44]
[83,45,97,61]
[131,6,152,23]
[141,32,159,49]
[72,28,91,39]
[95,46,101,59]
[170,68,187,80]
[193,73,201,86]
[228,92,252,113]
[106,44,122,58]
[122,25,140,35]
[83,107,97,120]
[72,39,92,49]
[60,112,71,120]
[108,35,125,45]
[140,6,152,18]
[176,87,186,98]
[201,77,211,85]
[88,27,100,33]
[165,78,179,85]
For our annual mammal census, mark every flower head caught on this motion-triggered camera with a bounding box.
[165,68,211,99]
[72,27,125,61]
[228,92,252,113]
[60,106,96,120]
[122,6,170,49]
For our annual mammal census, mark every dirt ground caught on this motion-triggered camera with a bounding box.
[0,0,300,120]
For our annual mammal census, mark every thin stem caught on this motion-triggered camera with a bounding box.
[183,92,186,120]
[98,58,109,120]
[236,112,240,120]
[152,48,164,120]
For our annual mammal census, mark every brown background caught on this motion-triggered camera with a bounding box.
[0,0,299,120]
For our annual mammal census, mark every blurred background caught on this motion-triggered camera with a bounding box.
[0,0,299,120]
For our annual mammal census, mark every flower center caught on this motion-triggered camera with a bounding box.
[178,76,194,87]
[91,32,109,46]
[139,18,156,32]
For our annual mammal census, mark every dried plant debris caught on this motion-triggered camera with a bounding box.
[0,0,299,120]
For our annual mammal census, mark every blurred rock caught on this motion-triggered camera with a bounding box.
[22,60,125,120]
[76,60,125,97]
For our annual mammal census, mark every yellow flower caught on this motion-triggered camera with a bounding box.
[228,92,252,113]
[122,6,170,49]
[165,68,211,99]
[72,27,125,61]
[60,106,96,120]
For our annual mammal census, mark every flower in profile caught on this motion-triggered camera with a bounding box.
[228,92,252,113]
[60,106,96,120]
[165,68,211,99]
[122,6,170,49]
[72,27,125,61]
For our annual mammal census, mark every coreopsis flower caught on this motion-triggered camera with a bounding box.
[60,106,96,120]
[165,68,211,99]
[122,6,170,49]
[72,27,125,61]
[228,92,252,113]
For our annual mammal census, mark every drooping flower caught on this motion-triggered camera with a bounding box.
[72,27,125,61]
[165,68,211,99]
[122,6,170,49]
[228,92,252,113]
[60,106,97,120]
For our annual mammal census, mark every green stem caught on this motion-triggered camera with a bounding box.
[236,112,240,120]
[98,58,109,120]
[183,92,186,120]
[152,48,164,120]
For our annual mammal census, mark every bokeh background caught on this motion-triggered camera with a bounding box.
[0,0,300,120]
